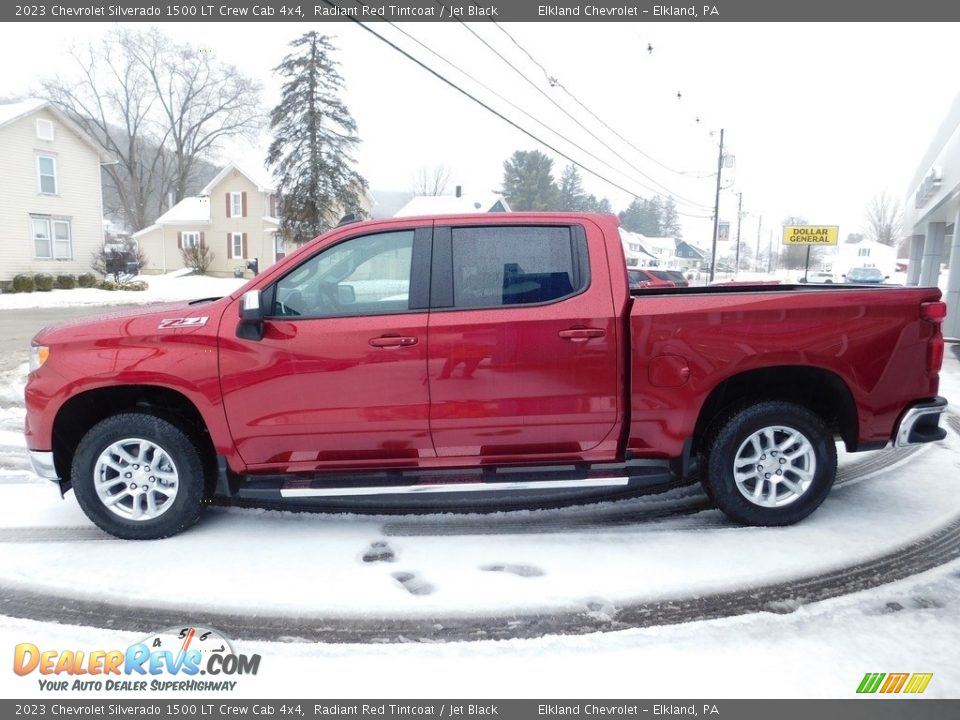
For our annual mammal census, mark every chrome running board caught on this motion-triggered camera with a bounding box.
[280,476,630,498]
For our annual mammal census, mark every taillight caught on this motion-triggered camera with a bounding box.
[921,301,946,373]
[921,301,947,322]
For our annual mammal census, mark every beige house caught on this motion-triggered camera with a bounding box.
[0,99,110,286]
[135,162,281,277]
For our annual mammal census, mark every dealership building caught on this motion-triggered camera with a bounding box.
[904,93,960,339]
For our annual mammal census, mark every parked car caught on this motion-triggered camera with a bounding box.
[801,271,837,284]
[628,268,674,289]
[844,267,888,284]
[648,269,690,288]
[25,213,947,538]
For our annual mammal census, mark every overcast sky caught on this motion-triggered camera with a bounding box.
[2,21,958,247]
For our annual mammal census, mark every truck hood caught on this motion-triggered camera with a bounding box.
[32,297,231,346]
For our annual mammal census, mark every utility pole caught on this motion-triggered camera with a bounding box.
[735,191,743,274]
[709,128,724,283]
[755,215,763,272]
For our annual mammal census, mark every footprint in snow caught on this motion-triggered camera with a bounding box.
[362,540,396,563]
[480,563,545,578]
[392,571,434,596]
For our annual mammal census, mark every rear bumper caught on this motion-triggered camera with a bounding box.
[894,397,948,447]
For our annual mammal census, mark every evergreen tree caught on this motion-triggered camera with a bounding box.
[557,164,587,211]
[502,150,559,210]
[661,197,682,239]
[266,32,367,245]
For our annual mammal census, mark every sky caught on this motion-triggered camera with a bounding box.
[1,20,958,249]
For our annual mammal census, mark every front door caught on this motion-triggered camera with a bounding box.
[220,227,434,471]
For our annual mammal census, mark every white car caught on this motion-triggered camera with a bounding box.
[802,271,837,284]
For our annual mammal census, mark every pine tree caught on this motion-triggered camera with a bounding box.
[502,150,559,211]
[661,197,682,239]
[266,32,367,245]
[557,164,587,211]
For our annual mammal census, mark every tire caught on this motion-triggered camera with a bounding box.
[71,413,205,539]
[700,401,837,526]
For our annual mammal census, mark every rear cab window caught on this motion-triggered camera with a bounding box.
[433,224,590,310]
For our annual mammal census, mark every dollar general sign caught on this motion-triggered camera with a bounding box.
[782,226,839,245]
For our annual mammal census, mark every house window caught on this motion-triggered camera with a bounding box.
[32,217,72,259]
[37,156,57,194]
[858,248,870,257]
[231,232,244,259]
[274,235,285,260]
[230,192,242,218]
[36,119,54,141]
[182,232,200,249]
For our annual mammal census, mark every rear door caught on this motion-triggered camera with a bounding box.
[426,221,620,461]
[219,226,434,470]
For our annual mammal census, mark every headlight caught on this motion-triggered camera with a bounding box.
[29,345,49,373]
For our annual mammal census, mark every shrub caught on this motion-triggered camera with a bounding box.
[97,280,119,291]
[33,273,54,292]
[180,245,214,275]
[118,281,148,291]
[77,273,97,288]
[56,274,76,290]
[12,274,35,293]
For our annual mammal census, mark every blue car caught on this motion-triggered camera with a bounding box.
[844,267,888,284]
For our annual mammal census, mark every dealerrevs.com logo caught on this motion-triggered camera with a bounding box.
[13,626,261,692]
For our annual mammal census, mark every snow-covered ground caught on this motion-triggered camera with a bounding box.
[0,270,247,310]
[0,286,958,697]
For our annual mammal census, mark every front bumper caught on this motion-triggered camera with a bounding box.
[28,450,58,481]
[894,397,948,448]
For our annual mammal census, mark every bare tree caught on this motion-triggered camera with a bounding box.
[126,29,264,202]
[43,34,172,232]
[412,165,451,196]
[864,192,902,246]
[43,29,262,231]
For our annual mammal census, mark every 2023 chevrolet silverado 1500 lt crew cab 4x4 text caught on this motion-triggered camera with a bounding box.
[24,213,948,539]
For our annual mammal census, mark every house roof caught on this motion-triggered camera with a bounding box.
[394,193,510,217]
[369,190,416,219]
[201,161,275,195]
[0,98,113,162]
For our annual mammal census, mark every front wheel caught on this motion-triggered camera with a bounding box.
[71,413,205,539]
[701,401,837,526]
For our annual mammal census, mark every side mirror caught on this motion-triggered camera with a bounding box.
[337,283,356,305]
[884,275,890,280]
[237,289,264,341]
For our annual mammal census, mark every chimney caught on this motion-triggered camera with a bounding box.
[455,185,462,198]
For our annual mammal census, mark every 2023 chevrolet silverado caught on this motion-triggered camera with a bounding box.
[25,213,948,539]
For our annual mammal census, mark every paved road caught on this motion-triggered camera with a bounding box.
[0,304,138,373]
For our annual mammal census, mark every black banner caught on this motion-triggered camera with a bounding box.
[6,0,960,23]
[2,700,959,720]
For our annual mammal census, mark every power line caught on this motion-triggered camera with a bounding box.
[431,1,715,211]
[490,20,715,180]
[380,22,710,214]
[318,1,712,218]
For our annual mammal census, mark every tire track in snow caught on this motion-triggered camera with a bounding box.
[1,512,959,643]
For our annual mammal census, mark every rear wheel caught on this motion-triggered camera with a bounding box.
[700,401,837,526]
[71,413,205,539]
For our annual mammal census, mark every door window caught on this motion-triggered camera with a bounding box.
[449,226,586,308]
[271,230,416,318]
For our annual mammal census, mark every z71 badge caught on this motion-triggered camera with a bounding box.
[158,317,209,329]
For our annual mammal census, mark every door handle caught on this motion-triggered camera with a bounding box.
[558,327,605,341]
[369,335,418,348]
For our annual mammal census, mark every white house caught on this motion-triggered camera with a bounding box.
[393,188,510,217]
[834,239,897,277]
[0,99,111,286]
[134,162,281,277]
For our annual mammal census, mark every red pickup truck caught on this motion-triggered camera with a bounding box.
[25,213,948,539]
